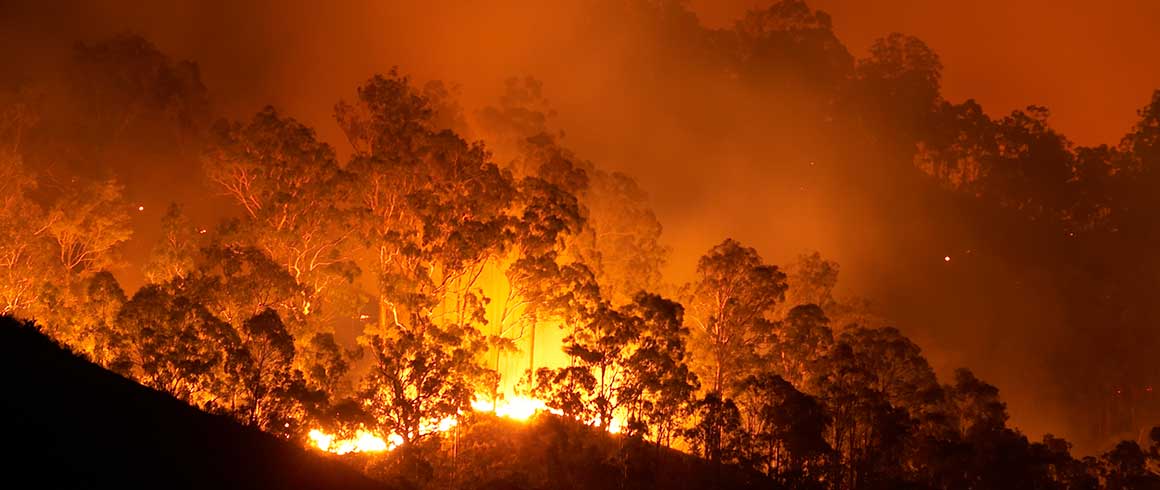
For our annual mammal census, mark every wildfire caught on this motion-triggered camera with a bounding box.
[308,393,630,455]
[470,394,552,421]
[308,428,398,454]
[308,416,460,455]
[309,394,558,455]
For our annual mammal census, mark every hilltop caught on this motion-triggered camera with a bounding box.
[0,316,387,490]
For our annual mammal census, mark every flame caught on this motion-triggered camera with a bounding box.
[471,394,553,421]
[309,394,627,455]
[308,428,396,454]
[308,416,457,455]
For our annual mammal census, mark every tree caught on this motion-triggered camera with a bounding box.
[769,304,832,390]
[36,270,127,364]
[69,34,209,148]
[236,309,304,435]
[532,303,632,429]
[578,168,669,304]
[684,393,748,466]
[0,148,50,316]
[812,343,912,488]
[143,203,204,284]
[917,100,1091,227]
[41,177,132,280]
[111,285,249,411]
[482,173,586,394]
[360,317,488,444]
[988,106,1078,220]
[1040,434,1100,490]
[780,252,840,316]
[297,331,354,402]
[728,0,853,95]
[184,245,303,330]
[0,157,133,351]
[476,79,668,305]
[683,239,787,394]
[838,326,942,423]
[336,73,526,448]
[473,76,558,168]
[946,368,1008,439]
[204,106,358,326]
[851,33,944,149]
[30,34,209,199]
[338,72,516,333]
[914,99,996,194]
[1100,440,1160,490]
[734,373,832,486]
[532,290,697,441]
[620,293,699,446]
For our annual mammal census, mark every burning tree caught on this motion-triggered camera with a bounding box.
[360,318,488,444]
[336,71,520,442]
[532,286,698,443]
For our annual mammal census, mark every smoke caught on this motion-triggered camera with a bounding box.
[5,0,1160,454]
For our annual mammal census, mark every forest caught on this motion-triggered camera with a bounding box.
[4,1,1160,489]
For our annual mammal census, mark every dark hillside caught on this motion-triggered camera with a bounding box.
[0,316,387,490]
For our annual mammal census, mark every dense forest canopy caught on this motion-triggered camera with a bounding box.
[4,0,1160,488]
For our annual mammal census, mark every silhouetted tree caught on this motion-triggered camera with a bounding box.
[769,304,832,390]
[531,288,698,442]
[684,393,748,466]
[852,32,943,144]
[735,372,832,487]
[728,0,853,96]
[111,285,248,411]
[236,309,304,435]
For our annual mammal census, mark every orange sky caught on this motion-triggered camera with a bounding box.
[692,0,1160,146]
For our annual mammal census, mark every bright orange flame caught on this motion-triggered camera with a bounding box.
[309,394,627,455]
[471,394,553,421]
[308,428,396,454]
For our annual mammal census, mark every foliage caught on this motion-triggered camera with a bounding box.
[683,238,787,394]
[360,318,488,443]
[9,21,1160,490]
[684,393,748,465]
[110,285,249,410]
[734,373,832,486]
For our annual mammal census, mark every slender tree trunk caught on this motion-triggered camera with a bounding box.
[379,292,387,331]
[528,320,536,374]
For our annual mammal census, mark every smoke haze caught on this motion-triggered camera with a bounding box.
[5,0,1160,454]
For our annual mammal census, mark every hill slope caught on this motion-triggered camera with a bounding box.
[0,316,387,490]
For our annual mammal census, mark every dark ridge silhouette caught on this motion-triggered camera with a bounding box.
[0,316,388,490]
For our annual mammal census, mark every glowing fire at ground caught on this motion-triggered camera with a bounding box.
[309,416,463,454]
[470,394,553,421]
[309,394,578,454]
[308,428,398,454]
